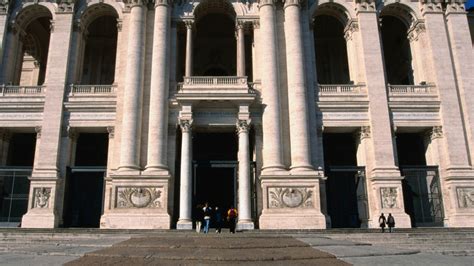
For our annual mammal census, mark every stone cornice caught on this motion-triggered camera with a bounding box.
[445,1,467,15]
[420,0,444,15]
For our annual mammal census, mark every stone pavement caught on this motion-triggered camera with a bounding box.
[0,229,473,265]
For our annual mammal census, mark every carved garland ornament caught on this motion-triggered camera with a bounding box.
[117,187,162,208]
[268,187,313,209]
[380,187,398,209]
[456,187,474,208]
[33,187,51,209]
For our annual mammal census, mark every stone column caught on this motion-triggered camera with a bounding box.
[0,129,9,165]
[146,0,171,173]
[0,23,20,84]
[258,0,284,171]
[354,0,410,228]
[118,2,146,171]
[0,2,10,75]
[21,8,75,228]
[283,0,313,171]
[184,20,193,77]
[420,1,474,227]
[236,21,246,77]
[237,118,254,230]
[65,20,85,84]
[177,118,193,229]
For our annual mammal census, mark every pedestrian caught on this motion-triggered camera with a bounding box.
[227,205,238,234]
[195,204,203,233]
[379,213,386,233]
[202,202,212,234]
[387,213,395,233]
[214,206,222,233]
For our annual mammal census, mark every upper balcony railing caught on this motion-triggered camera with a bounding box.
[388,84,436,95]
[177,76,251,94]
[69,84,117,96]
[317,84,366,96]
[0,85,44,96]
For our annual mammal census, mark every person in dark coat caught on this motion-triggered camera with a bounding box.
[214,206,223,233]
[387,213,395,233]
[195,204,204,233]
[379,213,386,233]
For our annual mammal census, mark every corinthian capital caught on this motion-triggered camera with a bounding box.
[0,0,9,15]
[258,0,277,8]
[154,0,172,7]
[284,0,305,9]
[355,0,376,13]
[125,0,148,9]
[236,119,251,134]
[179,119,193,133]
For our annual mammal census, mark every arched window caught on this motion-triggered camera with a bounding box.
[380,15,414,85]
[313,15,350,84]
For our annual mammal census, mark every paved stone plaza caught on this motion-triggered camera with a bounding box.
[0,229,473,265]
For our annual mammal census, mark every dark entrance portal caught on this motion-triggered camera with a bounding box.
[63,133,108,228]
[194,165,236,210]
[323,133,364,228]
[192,132,237,225]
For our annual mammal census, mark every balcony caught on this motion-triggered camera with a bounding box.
[68,84,117,96]
[388,84,436,96]
[0,85,44,96]
[318,84,366,96]
[175,76,256,103]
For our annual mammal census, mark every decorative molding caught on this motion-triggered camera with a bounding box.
[430,126,443,140]
[116,187,162,208]
[107,126,115,139]
[236,119,251,134]
[252,19,260,29]
[57,0,74,13]
[380,187,398,209]
[35,126,42,139]
[33,187,51,209]
[184,19,194,29]
[407,20,426,42]
[344,19,359,41]
[268,187,314,209]
[445,1,466,15]
[0,0,8,15]
[359,126,371,139]
[355,0,376,13]
[420,1,444,15]
[179,119,193,133]
[456,187,474,208]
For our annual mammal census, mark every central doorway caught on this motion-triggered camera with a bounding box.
[192,132,237,224]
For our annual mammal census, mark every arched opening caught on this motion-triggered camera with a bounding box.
[313,15,350,84]
[80,15,118,85]
[380,15,414,85]
[194,13,236,76]
[10,10,52,86]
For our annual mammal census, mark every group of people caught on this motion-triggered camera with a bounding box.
[195,203,238,234]
[378,213,395,233]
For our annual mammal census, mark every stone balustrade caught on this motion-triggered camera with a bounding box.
[388,84,435,95]
[69,84,117,96]
[318,84,365,95]
[0,85,44,96]
[177,76,251,94]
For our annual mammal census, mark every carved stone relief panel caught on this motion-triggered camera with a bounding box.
[268,187,313,209]
[116,187,163,208]
[456,187,474,208]
[380,187,398,209]
[33,187,51,209]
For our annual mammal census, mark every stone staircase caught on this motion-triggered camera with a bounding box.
[318,229,474,256]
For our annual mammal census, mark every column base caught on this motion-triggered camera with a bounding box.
[259,173,327,229]
[260,211,326,229]
[177,219,193,230]
[100,212,170,229]
[237,220,255,230]
[21,211,59,228]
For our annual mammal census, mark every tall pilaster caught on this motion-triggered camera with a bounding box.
[236,20,246,77]
[236,115,254,230]
[118,1,146,171]
[420,0,474,227]
[146,0,171,173]
[258,0,284,171]
[283,0,313,171]
[184,20,193,77]
[177,116,193,230]
[21,6,75,228]
[354,0,410,228]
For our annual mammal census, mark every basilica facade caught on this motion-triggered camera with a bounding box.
[0,0,473,229]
